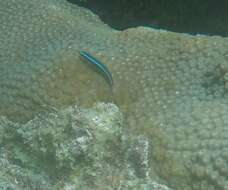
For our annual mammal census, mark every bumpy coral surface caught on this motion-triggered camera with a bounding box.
[1,0,228,189]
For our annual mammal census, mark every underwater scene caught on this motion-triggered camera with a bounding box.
[1,0,228,189]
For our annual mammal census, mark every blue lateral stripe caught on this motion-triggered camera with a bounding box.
[79,51,113,87]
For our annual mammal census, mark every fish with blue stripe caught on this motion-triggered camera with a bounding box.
[79,51,113,87]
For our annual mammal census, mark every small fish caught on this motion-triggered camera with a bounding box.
[79,51,113,87]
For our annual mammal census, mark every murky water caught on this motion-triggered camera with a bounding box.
[1,1,228,190]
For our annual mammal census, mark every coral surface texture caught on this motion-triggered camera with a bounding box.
[1,0,228,190]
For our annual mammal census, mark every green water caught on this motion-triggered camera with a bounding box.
[1,0,228,190]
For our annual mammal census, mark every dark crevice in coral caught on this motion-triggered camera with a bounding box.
[67,0,228,37]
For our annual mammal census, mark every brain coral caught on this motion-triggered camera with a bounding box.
[1,0,228,189]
